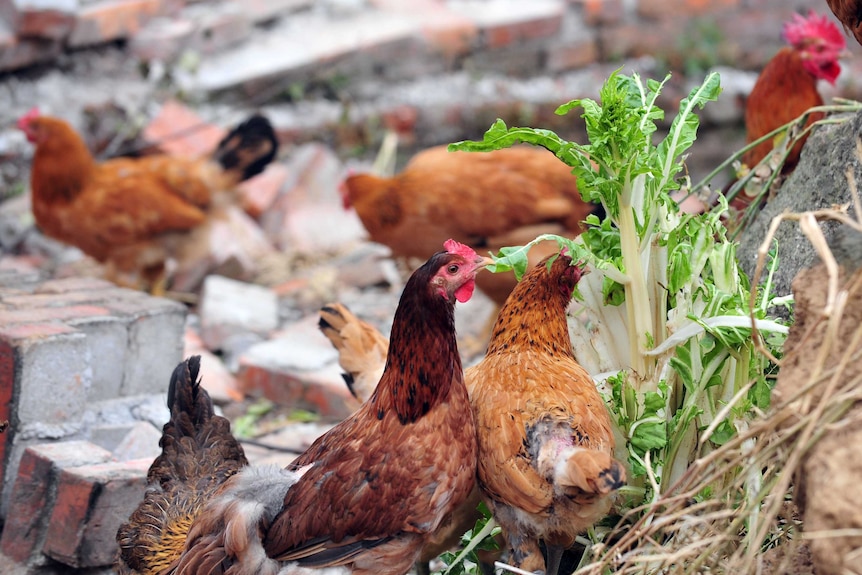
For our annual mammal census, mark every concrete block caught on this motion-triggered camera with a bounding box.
[102,296,185,397]
[68,315,128,401]
[66,0,162,48]
[43,459,149,567]
[129,16,194,62]
[199,275,278,350]
[110,420,163,461]
[0,322,92,428]
[0,441,113,564]
[188,0,251,55]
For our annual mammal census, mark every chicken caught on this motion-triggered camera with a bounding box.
[318,303,388,404]
[734,11,846,210]
[116,355,248,574]
[318,303,490,575]
[119,239,490,575]
[826,0,862,46]
[469,253,625,575]
[16,108,278,292]
[341,145,600,308]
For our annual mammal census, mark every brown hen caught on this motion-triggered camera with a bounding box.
[468,253,625,575]
[116,356,247,575]
[120,240,489,575]
[17,109,278,292]
[341,145,600,308]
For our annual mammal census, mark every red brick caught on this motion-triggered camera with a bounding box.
[546,38,599,71]
[0,304,111,325]
[637,0,739,19]
[238,163,290,219]
[237,358,355,420]
[0,341,12,516]
[1,288,136,309]
[143,99,227,158]
[0,442,113,564]
[0,322,78,341]
[34,277,118,295]
[483,10,564,49]
[577,0,625,25]
[66,0,164,48]
[16,7,76,40]
[43,459,149,567]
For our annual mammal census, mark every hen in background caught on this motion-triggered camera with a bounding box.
[119,240,490,575]
[469,253,625,575]
[17,108,278,293]
[341,145,601,310]
[826,0,862,46]
[733,11,845,211]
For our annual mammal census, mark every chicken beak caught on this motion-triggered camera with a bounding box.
[477,256,495,271]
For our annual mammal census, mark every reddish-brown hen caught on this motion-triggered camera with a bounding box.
[469,253,625,575]
[341,146,600,307]
[826,0,862,46]
[735,11,846,210]
[123,240,489,575]
[17,109,278,291]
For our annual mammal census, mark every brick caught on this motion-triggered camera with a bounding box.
[0,288,128,308]
[11,1,77,40]
[187,0,251,55]
[238,163,290,219]
[0,323,91,427]
[546,37,599,71]
[243,0,311,23]
[0,34,60,72]
[0,303,111,324]
[199,275,278,350]
[637,0,739,19]
[69,315,129,401]
[0,441,113,564]
[142,99,226,158]
[108,420,162,461]
[103,296,185,396]
[577,0,625,26]
[42,458,149,567]
[237,317,354,420]
[448,0,565,49]
[33,277,117,294]
[129,16,194,61]
[66,0,163,48]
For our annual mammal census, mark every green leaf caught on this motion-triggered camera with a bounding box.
[630,419,667,452]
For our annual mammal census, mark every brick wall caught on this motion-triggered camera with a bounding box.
[0,0,828,80]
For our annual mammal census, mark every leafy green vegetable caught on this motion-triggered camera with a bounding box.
[449,69,787,528]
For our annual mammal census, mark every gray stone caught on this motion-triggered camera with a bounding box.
[737,111,862,301]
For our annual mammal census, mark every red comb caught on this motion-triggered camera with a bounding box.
[443,239,477,260]
[783,10,845,49]
[16,107,40,130]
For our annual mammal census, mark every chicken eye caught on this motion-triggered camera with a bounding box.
[447,264,460,274]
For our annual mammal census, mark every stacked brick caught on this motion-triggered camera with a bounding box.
[1,0,826,78]
[0,272,185,572]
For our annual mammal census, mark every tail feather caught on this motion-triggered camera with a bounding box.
[117,356,248,575]
[211,114,279,184]
[319,303,388,404]
[555,448,625,497]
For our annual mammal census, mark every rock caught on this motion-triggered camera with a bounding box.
[737,111,862,300]
[199,275,279,351]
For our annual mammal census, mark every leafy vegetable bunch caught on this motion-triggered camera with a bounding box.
[451,70,788,516]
